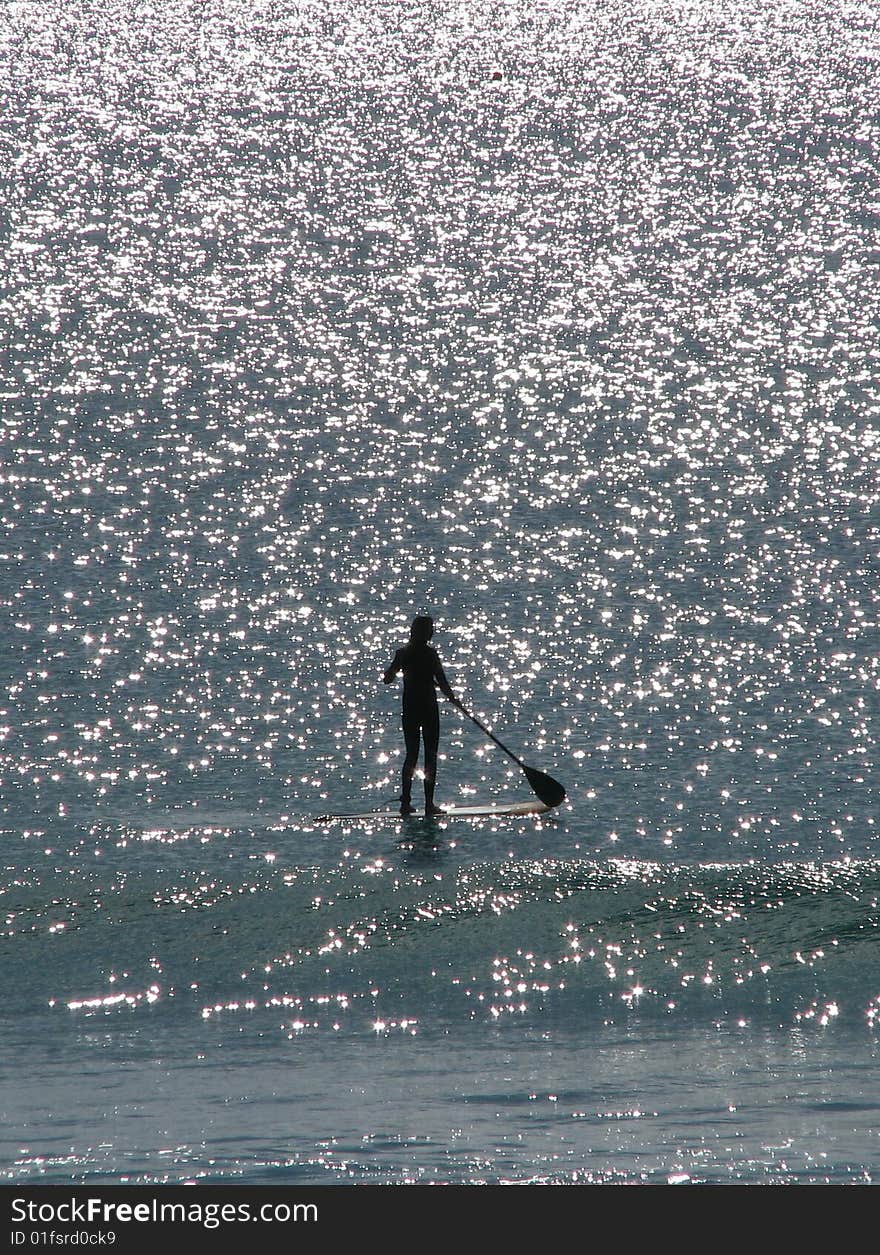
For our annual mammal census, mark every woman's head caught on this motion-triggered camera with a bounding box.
[410,615,434,643]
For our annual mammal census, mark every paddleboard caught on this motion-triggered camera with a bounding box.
[317,799,552,821]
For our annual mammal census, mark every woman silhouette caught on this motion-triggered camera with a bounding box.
[383,615,458,815]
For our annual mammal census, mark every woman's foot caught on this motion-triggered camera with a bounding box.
[400,801,415,816]
[424,804,444,817]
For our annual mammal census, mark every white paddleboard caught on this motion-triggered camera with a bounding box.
[316,799,552,821]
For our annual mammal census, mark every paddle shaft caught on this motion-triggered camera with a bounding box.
[451,700,527,769]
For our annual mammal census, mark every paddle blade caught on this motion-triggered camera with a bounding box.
[523,766,566,808]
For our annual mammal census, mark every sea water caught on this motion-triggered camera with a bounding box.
[1,0,879,1185]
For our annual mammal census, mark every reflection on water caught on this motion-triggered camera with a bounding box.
[2,0,878,855]
[1,0,879,1186]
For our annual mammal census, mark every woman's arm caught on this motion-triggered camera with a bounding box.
[383,650,402,684]
[433,656,456,702]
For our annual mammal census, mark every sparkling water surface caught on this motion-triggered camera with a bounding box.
[1,0,879,1184]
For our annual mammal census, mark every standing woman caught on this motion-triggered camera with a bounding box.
[383,615,458,816]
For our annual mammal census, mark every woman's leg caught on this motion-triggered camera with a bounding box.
[401,707,421,813]
[422,703,440,813]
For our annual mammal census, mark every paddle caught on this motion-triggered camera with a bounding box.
[450,698,566,808]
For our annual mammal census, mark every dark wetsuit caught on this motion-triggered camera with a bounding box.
[383,642,454,808]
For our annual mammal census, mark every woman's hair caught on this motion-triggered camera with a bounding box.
[409,615,434,643]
